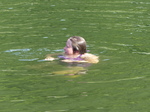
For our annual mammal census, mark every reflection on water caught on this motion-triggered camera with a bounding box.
[3,47,93,75]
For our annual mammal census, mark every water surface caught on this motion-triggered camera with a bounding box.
[0,0,150,112]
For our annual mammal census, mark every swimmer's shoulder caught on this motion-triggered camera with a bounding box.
[81,53,99,63]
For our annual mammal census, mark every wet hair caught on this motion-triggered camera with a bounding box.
[69,36,87,54]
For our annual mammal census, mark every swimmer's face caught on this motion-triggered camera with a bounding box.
[64,39,73,55]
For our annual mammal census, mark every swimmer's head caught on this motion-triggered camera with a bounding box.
[64,36,87,55]
[70,36,87,54]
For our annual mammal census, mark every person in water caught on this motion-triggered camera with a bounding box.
[45,36,99,63]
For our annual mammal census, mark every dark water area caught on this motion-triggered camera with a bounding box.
[0,0,150,112]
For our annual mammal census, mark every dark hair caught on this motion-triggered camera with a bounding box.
[69,36,87,54]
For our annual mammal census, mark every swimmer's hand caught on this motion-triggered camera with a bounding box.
[45,53,62,61]
[45,54,56,61]
[45,57,55,61]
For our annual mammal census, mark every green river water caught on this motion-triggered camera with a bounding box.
[0,0,150,112]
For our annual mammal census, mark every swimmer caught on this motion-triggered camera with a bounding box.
[45,36,99,63]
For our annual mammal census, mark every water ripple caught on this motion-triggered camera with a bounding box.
[78,76,145,84]
[132,52,150,55]
[4,48,31,52]
[18,58,39,61]
[113,43,133,47]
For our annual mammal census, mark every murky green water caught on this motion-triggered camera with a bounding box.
[0,0,150,112]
